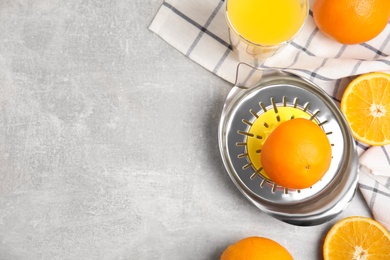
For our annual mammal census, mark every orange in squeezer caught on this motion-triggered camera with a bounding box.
[261,118,332,189]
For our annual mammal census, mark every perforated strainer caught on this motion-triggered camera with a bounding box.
[218,69,358,226]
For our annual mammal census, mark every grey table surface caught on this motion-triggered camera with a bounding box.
[0,1,372,259]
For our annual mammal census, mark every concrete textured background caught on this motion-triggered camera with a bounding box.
[0,1,371,259]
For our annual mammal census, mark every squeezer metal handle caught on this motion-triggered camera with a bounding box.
[234,62,264,89]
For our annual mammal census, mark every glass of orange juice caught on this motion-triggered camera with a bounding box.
[226,0,308,66]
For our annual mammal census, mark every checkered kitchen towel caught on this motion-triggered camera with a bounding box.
[149,0,390,229]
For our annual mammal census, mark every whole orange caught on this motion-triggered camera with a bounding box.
[220,236,293,260]
[261,118,332,189]
[313,0,390,44]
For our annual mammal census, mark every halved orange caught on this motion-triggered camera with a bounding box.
[340,72,390,146]
[323,216,390,259]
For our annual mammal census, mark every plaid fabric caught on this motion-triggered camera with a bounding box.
[359,146,390,230]
[149,0,390,229]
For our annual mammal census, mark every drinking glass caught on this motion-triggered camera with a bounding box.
[225,0,309,66]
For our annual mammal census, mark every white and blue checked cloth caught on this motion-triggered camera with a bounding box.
[149,0,390,230]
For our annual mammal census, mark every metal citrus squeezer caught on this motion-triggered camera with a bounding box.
[218,66,358,226]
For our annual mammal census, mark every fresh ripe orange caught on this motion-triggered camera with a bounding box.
[313,0,390,44]
[261,118,332,189]
[220,236,293,260]
[340,72,390,146]
[323,216,390,259]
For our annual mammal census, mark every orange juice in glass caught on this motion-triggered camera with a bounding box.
[226,0,308,65]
